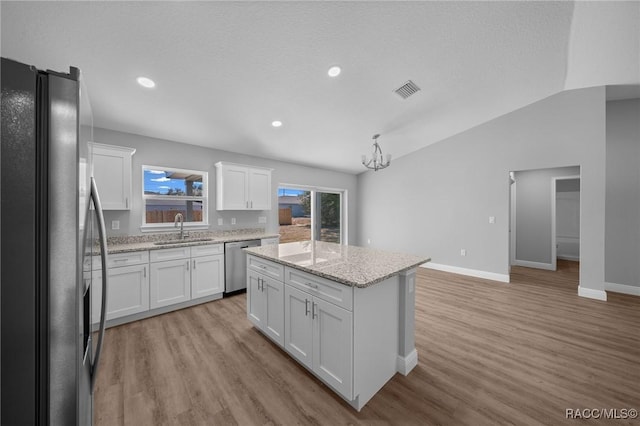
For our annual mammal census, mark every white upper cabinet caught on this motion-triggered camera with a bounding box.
[215,162,272,211]
[90,142,135,210]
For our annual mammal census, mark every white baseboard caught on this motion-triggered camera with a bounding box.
[396,349,418,376]
[557,255,579,261]
[605,282,640,296]
[512,259,555,271]
[421,263,510,283]
[578,286,607,301]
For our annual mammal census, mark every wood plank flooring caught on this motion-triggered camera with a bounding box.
[95,261,640,425]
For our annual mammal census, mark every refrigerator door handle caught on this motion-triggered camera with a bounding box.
[90,177,109,391]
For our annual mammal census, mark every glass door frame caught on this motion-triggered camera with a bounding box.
[278,183,348,245]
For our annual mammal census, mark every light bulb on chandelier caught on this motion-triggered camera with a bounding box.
[361,134,391,171]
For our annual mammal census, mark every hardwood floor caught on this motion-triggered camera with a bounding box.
[95,261,640,425]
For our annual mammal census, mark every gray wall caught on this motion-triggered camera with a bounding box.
[92,127,358,244]
[513,166,579,265]
[605,99,640,287]
[357,86,606,293]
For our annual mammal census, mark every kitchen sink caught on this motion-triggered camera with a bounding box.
[153,238,215,245]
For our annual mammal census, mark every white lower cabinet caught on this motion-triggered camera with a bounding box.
[191,254,225,298]
[150,244,225,309]
[247,270,284,346]
[92,259,149,324]
[247,254,353,401]
[284,283,353,399]
[150,258,191,309]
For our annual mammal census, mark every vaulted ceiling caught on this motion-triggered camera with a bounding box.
[2,1,638,174]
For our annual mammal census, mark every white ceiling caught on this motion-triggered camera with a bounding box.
[2,1,638,174]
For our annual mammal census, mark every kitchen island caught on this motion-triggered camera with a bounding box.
[244,241,430,411]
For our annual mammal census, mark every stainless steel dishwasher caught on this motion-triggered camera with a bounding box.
[225,239,261,293]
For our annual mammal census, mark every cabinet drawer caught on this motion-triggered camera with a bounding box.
[150,246,190,262]
[191,243,224,257]
[247,255,284,281]
[285,267,353,311]
[93,250,149,270]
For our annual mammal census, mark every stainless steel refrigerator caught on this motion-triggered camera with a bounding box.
[1,57,109,425]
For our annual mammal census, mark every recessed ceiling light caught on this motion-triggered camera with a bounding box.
[272,120,283,128]
[327,66,341,77]
[136,76,156,88]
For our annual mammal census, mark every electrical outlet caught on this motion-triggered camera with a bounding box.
[489,216,496,224]
[258,216,266,224]
[460,249,467,256]
[217,218,223,226]
[111,220,120,230]
[231,218,236,225]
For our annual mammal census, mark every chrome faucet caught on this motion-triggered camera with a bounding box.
[174,213,185,239]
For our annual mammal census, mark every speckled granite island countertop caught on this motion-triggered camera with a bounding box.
[244,240,430,288]
[95,229,280,254]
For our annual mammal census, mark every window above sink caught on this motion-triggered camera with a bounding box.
[141,165,208,232]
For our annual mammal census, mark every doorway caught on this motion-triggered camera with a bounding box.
[509,166,581,273]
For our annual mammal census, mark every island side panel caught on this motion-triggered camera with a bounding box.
[397,268,418,375]
[353,275,399,410]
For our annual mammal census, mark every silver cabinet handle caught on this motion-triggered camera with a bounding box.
[312,302,317,319]
[193,259,196,270]
[246,200,249,208]
[113,258,128,263]
[186,261,189,271]
[143,266,146,278]
[306,282,318,289]
[305,299,310,316]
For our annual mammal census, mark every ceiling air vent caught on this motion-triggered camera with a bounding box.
[394,80,421,99]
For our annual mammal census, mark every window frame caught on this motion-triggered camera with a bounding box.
[140,164,209,232]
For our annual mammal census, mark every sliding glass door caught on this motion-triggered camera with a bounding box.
[278,185,345,244]
[314,191,341,243]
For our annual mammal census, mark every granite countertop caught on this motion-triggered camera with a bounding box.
[95,229,280,254]
[244,241,430,288]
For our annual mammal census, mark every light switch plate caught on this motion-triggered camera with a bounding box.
[258,216,266,224]
[460,249,467,256]
[111,220,120,230]
[217,218,223,226]
[489,216,496,224]
[231,218,236,225]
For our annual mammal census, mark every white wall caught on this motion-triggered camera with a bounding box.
[605,99,640,288]
[92,127,358,244]
[513,166,579,265]
[357,86,606,294]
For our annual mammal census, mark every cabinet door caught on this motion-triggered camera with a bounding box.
[248,168,271,210]
[247,271,264,328]
[312,298,353,399]
[91,144,133,210]
[92,264,149,324]
[263,276,284,346]
[191,254,224,298]
[149,259,191,309]
[218,164,248,210]
[284,285,313,369]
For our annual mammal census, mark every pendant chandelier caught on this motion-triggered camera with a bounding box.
[361,134,391,171]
